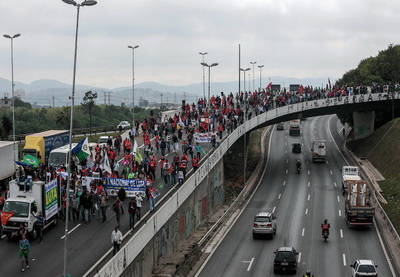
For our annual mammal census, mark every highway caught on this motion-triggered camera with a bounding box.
[0,119,212,277]
[197,115,394,277]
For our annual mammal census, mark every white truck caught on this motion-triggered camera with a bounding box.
[311,139,326,162]
[1,179,61,240]
[0,141,17,191]
[341,166,361,192]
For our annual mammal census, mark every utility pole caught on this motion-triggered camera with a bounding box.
[52,96,55,108]
[104,92,106,105]
[108,91,111,105]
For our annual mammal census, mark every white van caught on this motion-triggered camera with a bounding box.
[48,143,77,168]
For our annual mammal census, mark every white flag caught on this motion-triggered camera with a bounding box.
[103,153,112,174]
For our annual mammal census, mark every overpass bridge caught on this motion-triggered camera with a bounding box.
[91,92,400,277]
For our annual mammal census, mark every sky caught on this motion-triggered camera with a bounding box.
[1,0,399,90]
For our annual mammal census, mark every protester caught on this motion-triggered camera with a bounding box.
[111,226,122,256]
[128,198,137,229]
[32,210,44,244]
[135,193,143,221]
[19,234,30,272]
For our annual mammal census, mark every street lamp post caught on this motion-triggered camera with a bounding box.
[3,33,20,170]
[201,62,219,107]
[199,52,208,101]
[258,65,264,92]
[128,45,139,136]
[250,61,257,92]
[240,68,251,93]
[61,1,97,277]
[160,93,163,111]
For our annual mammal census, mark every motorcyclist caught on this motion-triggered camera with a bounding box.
[296,160,302,171]
[303,269,313,277]
[321,219,330,236]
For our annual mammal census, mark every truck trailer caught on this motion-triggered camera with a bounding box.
[341,166,361,192]
[0,141,17,191]
[311,139,326,162]
[22,130,69,165]
[1,179,61,239]
[344,180,375,227]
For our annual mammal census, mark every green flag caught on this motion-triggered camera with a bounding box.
[22,154,40,167]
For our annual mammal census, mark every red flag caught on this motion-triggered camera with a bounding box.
[266,82,273,90]
[299,85,304,95]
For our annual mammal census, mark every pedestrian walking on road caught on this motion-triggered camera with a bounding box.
[100,191,109,223]
[112,197,122,226]
[19,234,30,272]
[135,193,142,220]
[128,198,137,229]
[117,187,126,214]
[32,211,44,243]
[111,226,122,256]
[195,143,202,160]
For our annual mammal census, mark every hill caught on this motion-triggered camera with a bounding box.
[348,118,400,233]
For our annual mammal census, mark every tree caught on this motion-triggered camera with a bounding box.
[81,91,98,136]
[56,107,71,129]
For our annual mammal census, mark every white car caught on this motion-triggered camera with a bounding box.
[98,136,110,147]
[117,121,131,131]
[351,260,378,277]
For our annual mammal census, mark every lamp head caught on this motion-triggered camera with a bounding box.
[62,0,77,6]
[211,63,219,67]
[201,62,208,67]
[81,0,97,6]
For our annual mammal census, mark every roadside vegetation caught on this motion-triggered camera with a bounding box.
[0,95,160,139]
[347,118,400,233]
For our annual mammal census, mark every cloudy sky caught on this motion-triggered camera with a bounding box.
[1,0,399,90]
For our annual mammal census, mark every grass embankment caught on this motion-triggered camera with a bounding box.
[348,118,400,233]
[224,128,264,204]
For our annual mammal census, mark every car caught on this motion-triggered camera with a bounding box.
[292,142,302,153]
[276,122,284,130]
[98,136,110,147]
[273,246,298,274]
[117,121,131,131]
[350,260,378,277]
[252,211,277,239]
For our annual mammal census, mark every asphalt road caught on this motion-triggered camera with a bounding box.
[197,115,394,277]
[0,116,213,277]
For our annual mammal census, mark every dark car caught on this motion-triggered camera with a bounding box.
[292,142,302,153]
[276,122,284,130]
[273,246,298,274]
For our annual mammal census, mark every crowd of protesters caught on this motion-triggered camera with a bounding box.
[1,82,393,233]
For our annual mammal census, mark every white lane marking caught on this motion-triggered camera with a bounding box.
[1,235,6,239]
[272,207,276,213]
[286,159,289,164]
[338,210,341,217]
[334,182,337,187]
[308,170,310,175]
[307,194,310,201]
[286,169,288,174]
[285,141,287,145]
[305,208,308,215]
[298,252,302,263]
[330,170,333,175]
[308,181,310,187]
[343,254,346,266]
[61,223,81,240]
[337,196,340,202]
[285,150,287,154]
[326,160,329,165]
[283,181,286,186]
[302,228,305,236]
[243,257,254,271]
[278,194,282,200]
[340,229,343,238]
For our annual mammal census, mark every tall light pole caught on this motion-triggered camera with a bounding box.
[128,45,139,135]
[61,1,96,277]
[250,61,257,92]
[258,65,264,92]
[160,93,163,111]
[240,68,251,92]
[201,62,219,107]
[3,33,20,170]
[199,52,208,101]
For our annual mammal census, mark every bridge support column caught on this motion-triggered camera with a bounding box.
[353,111,375,140]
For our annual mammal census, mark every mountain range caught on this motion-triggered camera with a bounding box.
[0,76,331,107]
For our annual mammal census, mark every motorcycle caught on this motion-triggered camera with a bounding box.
[322,230,329,242]
[296,165,301,174]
